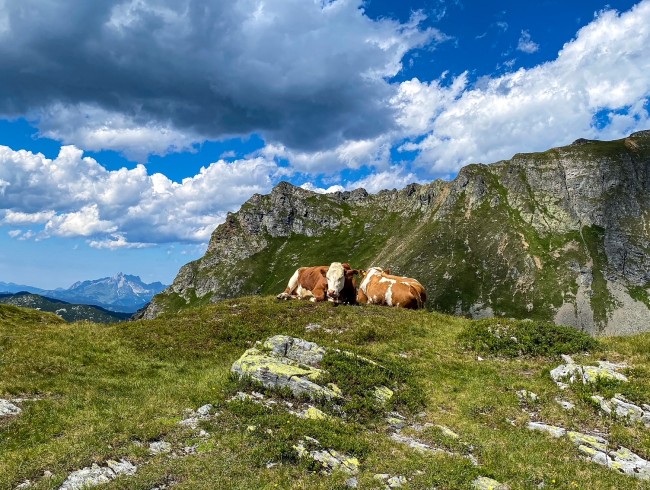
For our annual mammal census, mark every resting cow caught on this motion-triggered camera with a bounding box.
[277,262,359,304]
[357,267,426,309]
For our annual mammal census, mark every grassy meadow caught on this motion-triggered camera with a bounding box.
[2,299,650,489]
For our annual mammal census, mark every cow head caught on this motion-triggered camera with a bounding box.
[325,262,359,302]
[325,262,346,301]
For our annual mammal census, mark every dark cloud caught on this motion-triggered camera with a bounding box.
[0,0,432,153]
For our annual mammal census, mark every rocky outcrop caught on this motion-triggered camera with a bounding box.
[144,132,650,335]
[528,422,650,480]
[231,335,340,400]
[550,355,628,389]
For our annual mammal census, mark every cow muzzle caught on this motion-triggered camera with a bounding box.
[327,290,339,300]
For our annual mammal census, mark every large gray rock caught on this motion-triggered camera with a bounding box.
[231,336,339,400]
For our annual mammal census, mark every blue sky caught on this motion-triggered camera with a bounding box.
[0,0,648,289]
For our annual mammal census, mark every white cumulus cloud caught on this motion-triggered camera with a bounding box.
[0,145,277,246]
[395,1,650,175]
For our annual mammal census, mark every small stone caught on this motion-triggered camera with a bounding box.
[435,425,460,439]
[15,480,32,489]
[374,386,394,405]
[387,475,407,487]
[527,422,567,438]
[300,406,328,420]
[197,404,213,416]
[386,416,406,430]
[345,477,359,488]
[305,323,322,332]
[0,399,21,417]
[555,398,575,410]
[516,390,538,403]
[149,441,172,455]
[472,476,508,489]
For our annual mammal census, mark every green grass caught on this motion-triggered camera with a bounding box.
[2,299,650,489]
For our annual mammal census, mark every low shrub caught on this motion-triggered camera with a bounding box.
[458,318,599,357]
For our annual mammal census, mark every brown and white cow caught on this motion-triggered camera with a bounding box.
[357,267,426,309]
[277,262,359,304]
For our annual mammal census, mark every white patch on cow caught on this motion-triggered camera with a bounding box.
[386,283,393,306]
[360,267,383,295]
[326,262,345,297]
[286,268,301,294]
[379,277,396,285]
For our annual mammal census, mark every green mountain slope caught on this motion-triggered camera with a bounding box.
[0,292,131,323]
[143,132,650,335]
[3,298,650,489]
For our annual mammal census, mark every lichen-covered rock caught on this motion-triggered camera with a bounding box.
[472,476,508,490]
[373,386,394,405]
[263,335,325,366]
[149,441,172,455]
[294,438,359,475]
[0,399,21,417]
[59,460,137,490]
[386,475,407,488]
[550,355,628,388]
[231,337,340,400]
[591,395,650,426]
[298,406,328,420]
[528,421,650,480]
[435,424,460,439]
[516,390,538,403]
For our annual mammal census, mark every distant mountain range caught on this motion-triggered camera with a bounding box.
[0,273,167,313]
[0,292,131,323]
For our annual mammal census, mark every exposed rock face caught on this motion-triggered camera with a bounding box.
[144,132,650,335]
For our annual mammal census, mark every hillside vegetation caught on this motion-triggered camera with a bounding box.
[3,300,650,489]
[143,131,650,336]
[0,293,131,323]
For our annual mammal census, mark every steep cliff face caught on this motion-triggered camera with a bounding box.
[142,131,650,335]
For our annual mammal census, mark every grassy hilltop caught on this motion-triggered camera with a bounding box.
[3,299,650,489]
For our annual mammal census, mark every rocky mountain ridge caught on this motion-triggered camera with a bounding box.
[142,131,650,335]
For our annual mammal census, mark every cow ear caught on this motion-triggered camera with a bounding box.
[384,268,391,275]
[342,262,351,270]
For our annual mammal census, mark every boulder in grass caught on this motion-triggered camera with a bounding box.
[231,336,340,400]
